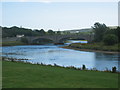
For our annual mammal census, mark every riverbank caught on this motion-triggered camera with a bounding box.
[1,41,27,46]
[2,60,118,88]
[1,41,58,46]
[62,43,119,54]
[1,41,48,46]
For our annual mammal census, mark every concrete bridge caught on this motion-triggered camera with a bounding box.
[2,34,94,44]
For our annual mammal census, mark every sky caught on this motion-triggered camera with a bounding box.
[1,0,119,31]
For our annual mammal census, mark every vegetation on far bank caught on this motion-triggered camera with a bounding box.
[92,22,120,45]
[64,42,120,52]
[1,41,27,46]
[63,22,120,52]
[1,22,120,47]
[1,41,28,46]
[2,61,118,88]
[2,40,53,46]
[2,26,76,38]
[2,26,56,38]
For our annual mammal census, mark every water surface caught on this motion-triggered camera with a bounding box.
[2,45,119,71]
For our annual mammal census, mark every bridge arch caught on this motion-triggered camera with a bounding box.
[58,36,88,43]
[31,37,54,44]
[26,34,94,44]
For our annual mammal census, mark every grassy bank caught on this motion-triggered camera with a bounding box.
[2,61,118,88]
[2,41,27,46]
[63,43,120,53]
[2,41,53,46]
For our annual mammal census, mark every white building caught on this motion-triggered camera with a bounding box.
[16,34,24,38]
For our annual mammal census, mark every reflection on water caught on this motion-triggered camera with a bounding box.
[65,40,88,45]
[2,45,119,71]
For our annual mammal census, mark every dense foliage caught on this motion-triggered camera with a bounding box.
[2,26,35,38]
[2,26,56,38]
[103,34,118,45]
[92,22,120,45]
[92,22,108,42]
[47,29,55,35]
[2,22,120,46]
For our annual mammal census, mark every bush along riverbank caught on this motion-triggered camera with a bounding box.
[2,59,118,88]
[62,43,120,53]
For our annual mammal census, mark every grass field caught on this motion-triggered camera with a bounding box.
[2,61,118,88]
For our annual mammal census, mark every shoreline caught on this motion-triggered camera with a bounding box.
[61,46,119,54]
[2,57,119,73]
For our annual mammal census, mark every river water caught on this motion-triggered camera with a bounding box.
[2,43,119,71]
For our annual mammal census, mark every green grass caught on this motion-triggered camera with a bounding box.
[68,43,120,52]
[2,41,27,46]
[2,61,118,88]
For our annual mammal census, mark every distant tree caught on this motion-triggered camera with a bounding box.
[62,31,70,35]
[115,27,120,42]
[47,30,55,35]
[103,34,118,45]
[92,22,109,42]
[39,29,46,35]
[34,29,40,33]
[2,26,39,37]
[56,31,61,35]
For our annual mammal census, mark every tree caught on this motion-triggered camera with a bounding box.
[103,34,118,45]
[56,31,61,35]
[92,22,109,42]
[39,29,46,35]
[62,31,70,35]
[115,27,120,43]
[47,30,55,35]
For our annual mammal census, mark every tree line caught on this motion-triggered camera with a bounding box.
[2,22,120,46]
[2,26,61,38]
[92,22,120,45]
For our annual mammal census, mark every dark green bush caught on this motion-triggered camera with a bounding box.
[103,34,118,45]
[21,37,28,44]
[82,64,86,70]
[112,66,117,73]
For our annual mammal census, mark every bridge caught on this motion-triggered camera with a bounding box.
[2,34,94,44]
[25,34,94,44]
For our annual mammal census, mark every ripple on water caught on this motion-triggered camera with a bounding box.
[2,45,119,71]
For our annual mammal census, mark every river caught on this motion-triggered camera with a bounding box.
[2,40,119,71]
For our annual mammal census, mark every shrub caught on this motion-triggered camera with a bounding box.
[103,34,118,45]
[112,66,117,73]
[82,64,86,70]
[21,37,28,44]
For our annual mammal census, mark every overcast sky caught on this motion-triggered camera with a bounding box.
[1,0,119,31]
